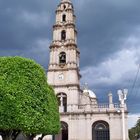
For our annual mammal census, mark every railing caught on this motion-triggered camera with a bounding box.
[59,103,127,113]
[78,104,109,112]
[79,103,109,109]
[98,103,109,108]
[114,103,120,108]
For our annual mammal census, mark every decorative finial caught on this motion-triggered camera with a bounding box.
[83,83,88,90]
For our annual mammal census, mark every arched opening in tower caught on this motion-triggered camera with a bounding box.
[61,30,66,40]
[62,14,66,22]
[59,52,66,65]
[63,5,66,10]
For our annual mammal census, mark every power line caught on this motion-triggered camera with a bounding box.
[129,64,140,98]
[135,71,140,98]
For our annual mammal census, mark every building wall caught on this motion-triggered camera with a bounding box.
[44,112,129,140]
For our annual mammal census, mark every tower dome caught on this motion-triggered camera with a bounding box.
[83,89,96,98]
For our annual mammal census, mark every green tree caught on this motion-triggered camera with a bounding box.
[129,118,140,140]
[0,56,60,140]
[129,127,137,140]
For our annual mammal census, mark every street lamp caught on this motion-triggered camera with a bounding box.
[118,89,128,140]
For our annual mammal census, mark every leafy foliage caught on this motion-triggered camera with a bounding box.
[129,118,140,140]
[0,56,60,136]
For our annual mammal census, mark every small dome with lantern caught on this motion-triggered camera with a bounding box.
[83,89,96,99]
[82,83,96,99]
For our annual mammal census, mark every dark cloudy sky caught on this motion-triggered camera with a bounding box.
[0,0,140,117]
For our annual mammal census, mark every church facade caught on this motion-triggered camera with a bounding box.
[45,0,129,140]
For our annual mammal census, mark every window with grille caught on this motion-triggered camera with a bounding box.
[92,121,110,140]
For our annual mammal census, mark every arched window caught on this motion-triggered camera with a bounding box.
[62,14,66,22]
[63,5,66,10]
[57,93,67,112]
[61,30,66,40]
[53,121,68,140]
[59,52,66,64]
[95,123,107,130]
[92,121,110,140]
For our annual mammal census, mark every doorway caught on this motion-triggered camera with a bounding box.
[92,121,110,140]
[53,121,68,140]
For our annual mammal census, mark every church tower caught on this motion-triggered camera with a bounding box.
[46,0,129,140]
[47,0,81,111]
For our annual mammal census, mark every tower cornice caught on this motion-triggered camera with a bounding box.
[49,42,78,49]
[56,8,74,13]
[53,22,76,29]
[51,84,80,90]
[48,66,80,72]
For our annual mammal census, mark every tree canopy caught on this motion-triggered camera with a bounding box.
[129,118,140,140]
[0,56,60,139]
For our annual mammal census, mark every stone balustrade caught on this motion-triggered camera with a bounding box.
[59,103,127,113]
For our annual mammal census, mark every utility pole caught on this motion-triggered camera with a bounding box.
[118,89,128,140]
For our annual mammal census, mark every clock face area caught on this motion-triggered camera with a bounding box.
[58,73,64,80]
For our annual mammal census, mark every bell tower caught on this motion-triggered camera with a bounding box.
[47,0,81,111]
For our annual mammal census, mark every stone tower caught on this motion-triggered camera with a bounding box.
[47,0,81,111]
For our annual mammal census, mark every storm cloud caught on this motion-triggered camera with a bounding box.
[0,0,140,113]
